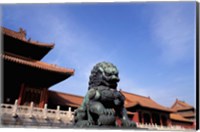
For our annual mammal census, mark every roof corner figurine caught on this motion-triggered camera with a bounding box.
[74,62,137,128]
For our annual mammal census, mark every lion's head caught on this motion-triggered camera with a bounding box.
[88,62,120,90]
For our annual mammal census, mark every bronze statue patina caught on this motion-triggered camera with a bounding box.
[74,62,136,128]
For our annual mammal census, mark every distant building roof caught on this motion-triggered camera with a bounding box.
[122,91,174,112]
[170,99,195,123]
[171,99,194,111]
[170,113,193,123]
[48,90,83,108]
[180,113,195,118]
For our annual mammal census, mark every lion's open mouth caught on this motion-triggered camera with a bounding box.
[108,81,118,89]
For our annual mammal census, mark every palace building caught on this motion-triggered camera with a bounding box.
[122,91,173,126]
[1,27,74,108]
[169,99,196,128]
[171,99,196,121]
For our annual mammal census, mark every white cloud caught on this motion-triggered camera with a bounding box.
[151,5,195,65]
[30,10,115,96]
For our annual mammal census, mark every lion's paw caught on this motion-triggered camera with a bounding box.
[97,114,116,126]
[75,120,94,127]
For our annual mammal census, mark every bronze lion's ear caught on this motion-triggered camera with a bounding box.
[98,67,104,73]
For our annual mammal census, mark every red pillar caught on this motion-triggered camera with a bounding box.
[150,113,153,124]
[132,112,139,123]
[39,88,48,108]
[44,88,48,103]
[39,88,44,108]
[167,118,171,127]
[159,114,163,126]
[18,83,25,105]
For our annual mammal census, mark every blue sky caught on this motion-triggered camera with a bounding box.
[1,2,196,107]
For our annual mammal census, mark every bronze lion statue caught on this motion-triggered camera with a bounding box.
[74,62,136,128]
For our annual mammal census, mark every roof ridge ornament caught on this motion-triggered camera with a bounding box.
[19,27,26,40]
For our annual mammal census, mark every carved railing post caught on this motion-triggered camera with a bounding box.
[12,100,18,118]
[29,102,34,118]
[144,123,148,128]
[56,105,61,121]
[43,103,47,119]
[155,123,158,129]
[68,107,71,116]
[148,123,151,127]
[67,107,73,121]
